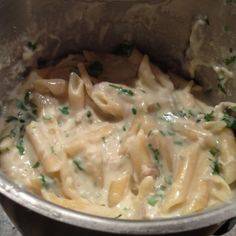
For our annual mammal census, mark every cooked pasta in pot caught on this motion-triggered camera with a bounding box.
[0,45,236,219]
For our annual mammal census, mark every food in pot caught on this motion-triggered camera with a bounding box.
[0,45,235,219]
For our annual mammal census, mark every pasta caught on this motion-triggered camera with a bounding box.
[0,45,235,220]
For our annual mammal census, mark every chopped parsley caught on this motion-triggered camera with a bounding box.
[147,195,158,206]
[5,116,18,123]
[16,139,24,155]
[148,144,160,165]
[109,84,134,96]
[40,174,54,189]
[59,106,69,115]
[173,110,195,119]
[147,193,164,206]
[10,128,17,138]
[217,83,227,95]
[43,114,52,121]
[204,111,214,122]
[160,130,166,136]
[86,110,92,118]
[27,41,37,51]
[174,140,183,145]
[224,55,236,66]
[16,125,25,155]
[209,147,220,157]
[209,147,222,175]
[113,42,134,57]
[73,157,84,171]
[167,130,175,136]
[122,126,126,131]
[230,106,236,112]
[222,114,236,130]
[217,77,227,95]
[16,99,28,111]
[32,161,40,169]
[86,61,103,77]
[132,107,137,115]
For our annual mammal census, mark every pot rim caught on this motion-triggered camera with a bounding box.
[0,172,235,234]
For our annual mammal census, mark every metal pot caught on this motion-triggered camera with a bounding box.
[0,1,236,235]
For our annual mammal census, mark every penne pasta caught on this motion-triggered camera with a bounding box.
[1,48,235,220]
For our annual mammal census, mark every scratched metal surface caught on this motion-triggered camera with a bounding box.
[0,205,21,236]
[0,204,235,236]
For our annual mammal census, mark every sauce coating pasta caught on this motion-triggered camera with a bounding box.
[0,46,236,219]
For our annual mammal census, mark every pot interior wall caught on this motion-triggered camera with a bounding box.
[0,0,236,105]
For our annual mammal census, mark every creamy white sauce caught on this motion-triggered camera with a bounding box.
[0,49,235,219]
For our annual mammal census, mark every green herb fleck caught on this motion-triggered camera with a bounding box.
[10,128,17,137]
[73,157,84,171]
[211,159,222,175]
[167,130,175,136]
[59,106,69,115]
[224,55,236,65]
[147,195,158,206]
[230,106,236,112]
[209,147,220,157]
[160,185,166,191]
[5,116,18,123]
[123,207,129,212]
[131,107,137,115]
[174,140,183,145]
[16,99,28,111]
[24,91,33,104]
[109,84,135,96]
[222,114,236,130]
[217,83,227,95]
[27,41,37,51]
[148,144,160,165]
[16,139,25,155]
[122,126,126,131]
[147,193,164,207]
[5,92,37,154]
[32,161,40,169]
[40,174,54,189]
[209,147,221,175]
[160,130,166,136]
[87,61,103,77]
[43,114,52,121]
[86,110,92,118]
[113,42,134,57]
[204,111,214,122]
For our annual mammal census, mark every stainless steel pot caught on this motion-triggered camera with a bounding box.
[0,1,236,235]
